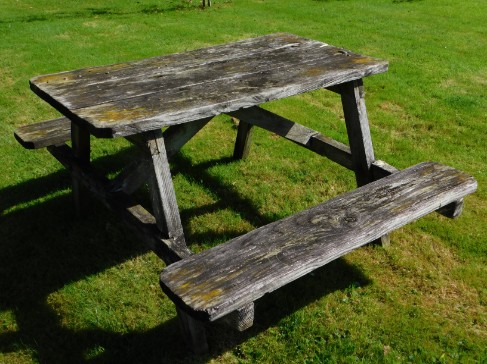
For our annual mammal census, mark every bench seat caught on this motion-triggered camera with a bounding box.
[14,117,71,149]
[160,162,477,322]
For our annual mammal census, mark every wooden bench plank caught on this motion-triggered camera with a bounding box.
[160,162,477,322]
[14,117,71,149]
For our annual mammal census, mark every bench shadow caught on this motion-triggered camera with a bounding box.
[0,149,372,363]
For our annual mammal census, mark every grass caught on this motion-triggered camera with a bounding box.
[1,0,486,363]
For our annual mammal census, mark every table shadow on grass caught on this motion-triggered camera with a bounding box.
[0,151,372,363]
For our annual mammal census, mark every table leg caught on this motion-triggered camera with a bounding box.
[143,129,210,352]
[233,119,254,160]
[71,122,90,216]
[143,129,186,246]
[339,79,389,246]
[339,79,375,187]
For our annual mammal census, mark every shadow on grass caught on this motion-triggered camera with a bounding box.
[0,150,371,363]
[1,3,204,25]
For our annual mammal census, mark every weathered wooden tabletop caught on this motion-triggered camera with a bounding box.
[30,33,388,138]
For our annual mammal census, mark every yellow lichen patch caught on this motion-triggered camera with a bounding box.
[303,66,327,78]
[199,288,223,303]
[91,106,150,124]
[86,62,131,74]
[184,284,224,307]
[351,56,376,65]
[33,73,77,84]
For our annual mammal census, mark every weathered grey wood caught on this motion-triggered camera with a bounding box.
[126,117,211,158]
[160,162,477,322]
[233,119,254,160]
[71,122,90,216]
[308,134,353,170]
[228,106,353,169]
[108,159,151,195]
[370,160,465,221]
[47,144,191,263]
[339,80,375,187]
[14,117,71,149]
[437,199,464,219]
[30,33,388,138]
[371,159,399,179]
[162,117,212,157]
[143,130,185,242]
[220,303,255,332]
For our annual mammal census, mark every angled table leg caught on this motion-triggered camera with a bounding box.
[233,119,255,160]
[339,79,390,246]
[71,122,91,217]
[339,79,375,186]
[142,129,208,353]
[143,129,185,244]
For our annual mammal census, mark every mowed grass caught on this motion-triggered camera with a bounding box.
[1,0,486,363]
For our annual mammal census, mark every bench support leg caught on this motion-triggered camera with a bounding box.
[71,122,90,217]
[176,308,209,354]
[437,198,464,219]
[222,302,255,331]
[233,119,254,160]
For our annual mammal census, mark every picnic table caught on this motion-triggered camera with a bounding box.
[15,33,477,354]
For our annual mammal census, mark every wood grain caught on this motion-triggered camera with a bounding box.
[29,33,388,138]
[14,117,71,149]
[228,106,353,168]
[160,162,477,322]
[47,144,191,263]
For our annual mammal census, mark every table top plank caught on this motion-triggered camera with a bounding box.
[30,33,388,138]
[31,38,329,111]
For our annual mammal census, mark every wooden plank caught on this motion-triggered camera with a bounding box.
[30,35,327,110]
[228,106,353,169]
[371,159,399,179]
[144,130,185,242]
[160,162,477,322]
[46,144,191,263]
[370,160,465,220]
[233,120,254,160]
[14,117,70,149]
[31,33,323,98]
[71,122,90,216]
[339,80,376,187]
[29,33,388,138]
[162,116,212,157]
[108,159,151,195]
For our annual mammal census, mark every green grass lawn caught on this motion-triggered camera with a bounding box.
[1,0,486,363]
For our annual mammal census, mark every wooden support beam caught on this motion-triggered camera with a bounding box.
[143,130,185,243]
[108,159,151,195]
[338,80,376,187]
[71,122,91,216]
[233,119,254,160]
[163,117,212,157]
[47,144,191,263]
[228,107,353,169]
[127,117,212,159]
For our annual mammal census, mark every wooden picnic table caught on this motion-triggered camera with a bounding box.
[17,33,476,354]
[26,33,389,256]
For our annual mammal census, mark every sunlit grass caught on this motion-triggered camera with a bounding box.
[1,0,486,363]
